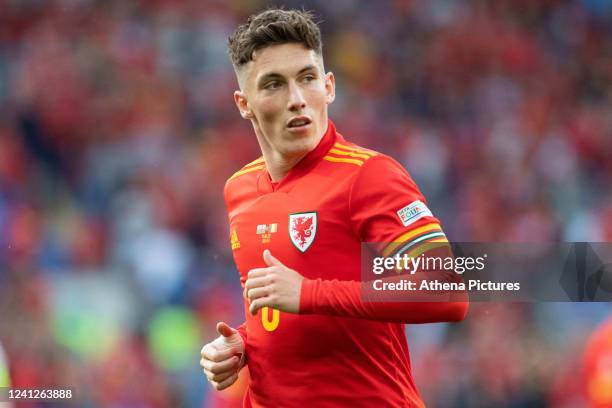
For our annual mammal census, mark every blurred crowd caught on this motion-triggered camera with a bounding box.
[0,0,611,407]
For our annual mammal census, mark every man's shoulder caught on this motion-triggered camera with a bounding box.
[226,156,265,185]
[325,139,379,166]
[224,156,264,206]
[324,139,405,177]
[328,139,419,204]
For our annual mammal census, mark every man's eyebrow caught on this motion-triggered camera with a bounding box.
[257,65,318,86]
[257,72,283,86]
[296,65,317,75]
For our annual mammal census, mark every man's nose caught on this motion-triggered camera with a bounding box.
[287,82,306,111]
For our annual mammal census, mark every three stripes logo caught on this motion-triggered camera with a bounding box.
[323,142,377,166]
[228,157,265,181]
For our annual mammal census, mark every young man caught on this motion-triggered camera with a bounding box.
[200,9,468,407]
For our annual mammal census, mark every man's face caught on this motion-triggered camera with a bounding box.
[234,43,335,158]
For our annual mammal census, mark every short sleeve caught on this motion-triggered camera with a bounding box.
[349,155,447,257]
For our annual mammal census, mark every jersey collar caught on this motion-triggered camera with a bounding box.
[257,119,338,194]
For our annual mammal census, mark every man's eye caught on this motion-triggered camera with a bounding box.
[265,81,281,89]
[303,75,315,82]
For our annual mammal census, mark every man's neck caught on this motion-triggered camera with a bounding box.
[252,121,327,183]
[263,150,307,183]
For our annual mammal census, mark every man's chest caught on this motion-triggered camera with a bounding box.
[229,184,360,284]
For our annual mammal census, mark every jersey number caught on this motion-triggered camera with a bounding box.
[261,307,280,331]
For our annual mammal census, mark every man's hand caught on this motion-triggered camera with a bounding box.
[200,322,245,391]
[245,249,304,315]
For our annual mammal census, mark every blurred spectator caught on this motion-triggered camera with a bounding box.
[0,341,12,408]
[583,316,612,407]
[0,342,9,388]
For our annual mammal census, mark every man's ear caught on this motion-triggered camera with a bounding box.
[324,72,336,105]
[234,90,253,119]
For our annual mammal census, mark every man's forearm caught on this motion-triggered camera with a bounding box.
[299,274,468,324]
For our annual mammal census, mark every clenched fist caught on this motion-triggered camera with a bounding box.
[200,322,245,391]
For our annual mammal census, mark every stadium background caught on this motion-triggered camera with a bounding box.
[0,0,611,406]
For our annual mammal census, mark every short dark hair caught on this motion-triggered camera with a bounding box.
[228,8,322,69]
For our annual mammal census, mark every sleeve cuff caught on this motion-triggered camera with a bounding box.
[299,278,319,314]
[237,325,247,344]
[236,324,248,366]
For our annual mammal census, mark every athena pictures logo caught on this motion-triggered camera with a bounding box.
[289,212,317,253]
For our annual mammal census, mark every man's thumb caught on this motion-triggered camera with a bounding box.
[263,249,282,267]
[216,322,236,338]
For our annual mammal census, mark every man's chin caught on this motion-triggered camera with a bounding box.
[283,125,314,142]
[280,136,318,157]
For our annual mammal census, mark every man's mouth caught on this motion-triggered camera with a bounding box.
[287,116,312,129]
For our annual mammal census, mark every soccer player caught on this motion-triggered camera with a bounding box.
[200,9,468,407]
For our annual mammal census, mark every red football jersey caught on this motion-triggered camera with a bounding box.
[224,120,467,407]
